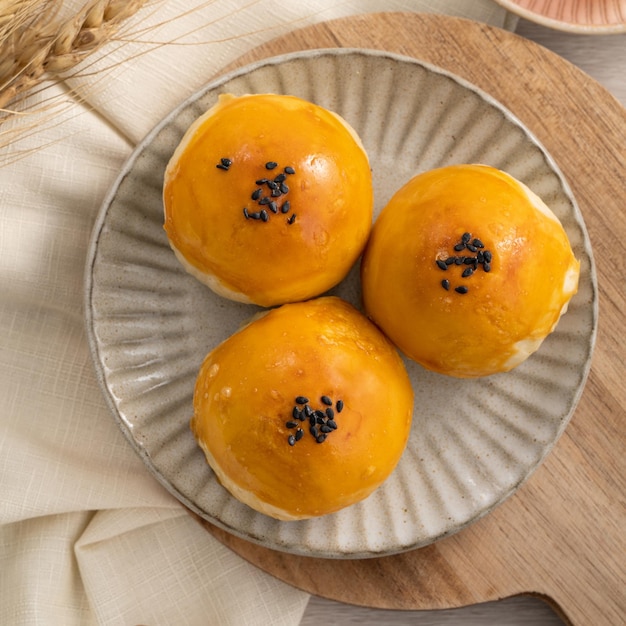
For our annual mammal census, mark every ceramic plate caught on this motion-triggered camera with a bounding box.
[495,0,626,33]
[85,49,597,558]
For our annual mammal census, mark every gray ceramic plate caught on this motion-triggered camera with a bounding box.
[85,49,597,558]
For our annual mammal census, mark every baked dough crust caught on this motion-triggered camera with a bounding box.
[361,164,580,378]
[190,297,414,520]
[163,94,373,307]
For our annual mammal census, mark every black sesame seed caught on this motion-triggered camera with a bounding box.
[325,407,334,419]
[466,244,477,252]
[271,188,282,197]
[260,209,269,222]
[267,180,279,191]
[321,395,332,405]
[310,425,318,437]
[258,196,270,205]
[251,188,262,200]
[483,250,492,263]
[284,166,295,175]
[336,400,344,412]
[255,178,269,185]
[436,259,448,271]
[455,257,464,265]
[281,200,291,214]
[295,396,309,404]
[288,435,295,446]
[274,173,286,183]
[286,420,298,429]
[455,285,469,294]
[216,163,229,170]
[464,257,476,265]
[221,158,232,167]
[483,262,491,272]
[265,161,278,170]
[268,201,278,213]
[462,267,474,278]
[280,183,289,194]
[477,251,485,263]
[295,428,304,441]
[309,415,316,427]
[287,214,296,225]
[445,257,456,265]
[249,211,261,220]
[320,425,332,433]
[442,279,450,290]
[454,243,466,251]
[243,208,249,219]
[473,238,484,248]
[316,417,325,425]
[314,410,325,420]
[327,420,337,430]
[303,404,313,417]
[292,406,302,420]
[316,434,327,444]
[462,232,471,243]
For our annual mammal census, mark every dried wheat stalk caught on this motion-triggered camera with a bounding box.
[0,0,147,111]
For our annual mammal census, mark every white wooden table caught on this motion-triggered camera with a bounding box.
[299,17,626,626]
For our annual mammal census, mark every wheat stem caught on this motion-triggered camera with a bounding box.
[0,0,147,112]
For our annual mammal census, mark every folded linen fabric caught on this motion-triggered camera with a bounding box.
[0,2,514,624]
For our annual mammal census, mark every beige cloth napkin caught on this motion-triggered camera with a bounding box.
[0,2,515,624]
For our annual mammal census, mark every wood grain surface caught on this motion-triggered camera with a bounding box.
[196,13,626,626]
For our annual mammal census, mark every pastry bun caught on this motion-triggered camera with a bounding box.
[163,94,373,307]
[190,297,414,520]
[361,164,580,378]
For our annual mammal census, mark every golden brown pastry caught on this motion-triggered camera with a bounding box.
[163,93,373,307]
[361,164,580,378]
[190,296,414,520]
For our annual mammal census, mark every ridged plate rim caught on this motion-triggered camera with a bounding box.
[85,48,597,559]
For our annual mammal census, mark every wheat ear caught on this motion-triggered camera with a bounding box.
[0,0,147,111]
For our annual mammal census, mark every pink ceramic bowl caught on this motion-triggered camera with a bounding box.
[495,0,626,33]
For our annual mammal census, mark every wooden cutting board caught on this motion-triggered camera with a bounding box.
[195,13,626,626]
